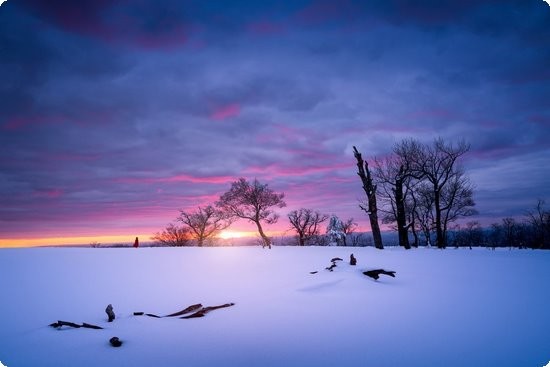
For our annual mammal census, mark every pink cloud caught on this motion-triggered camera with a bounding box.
[210,103,241,121]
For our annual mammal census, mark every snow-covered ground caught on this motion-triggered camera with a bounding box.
[0,246,548,367]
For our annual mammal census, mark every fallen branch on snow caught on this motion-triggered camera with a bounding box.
[49,320,103,330]
[363,269,396,280]
[134,303,235,319]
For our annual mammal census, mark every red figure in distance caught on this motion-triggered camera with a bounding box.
[133,237,139,248]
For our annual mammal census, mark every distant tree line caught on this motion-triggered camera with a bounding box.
[449,200,550,250]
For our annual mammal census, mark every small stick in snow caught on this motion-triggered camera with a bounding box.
[164,303,203,317]
[325,263,337,271]
[309,271,318,274]
[49,320,81,329]
[105,304,115,322]
[49,320,103,329]
[82,322,103,330]
[180,303,235,319]
[145,313,161,318]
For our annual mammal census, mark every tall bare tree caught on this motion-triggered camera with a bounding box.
[526,199,550,249]
[353,146,383,249]
[411,182,435,246]
[411,138,471,248]
[151,223,191,247]
[288,208,329,246]
[217,178,286,249]
[178,205,232,246]
[439,169,477,242]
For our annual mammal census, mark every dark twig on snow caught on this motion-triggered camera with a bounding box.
[180,303,236,319]
[49,320,103,330]
[325,257,343,272]
[134,303,235,319]
[164,303,203,317]
[363,269,396,280]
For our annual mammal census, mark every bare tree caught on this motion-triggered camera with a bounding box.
[217,178,286,249]
[412,182,435,246]
[151,223,191,247]
[439,169,477,242]
[288,208,329,246]
[373,152,419,249]
[502,217,517,249]
[410,138,472,248]
[177,205,232,247]
[526,199,550,249]
[353,146,384,249]
[341,218,357,246]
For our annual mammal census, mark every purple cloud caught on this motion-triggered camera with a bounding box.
[1,0,549,243]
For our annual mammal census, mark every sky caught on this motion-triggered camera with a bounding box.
[1,0,549,247]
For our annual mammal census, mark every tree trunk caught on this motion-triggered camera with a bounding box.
[410,222,419,247]
[353,146,384,249]
[434,188,445,248]
[299,235,305,246]
[255,220,271,249]
[395,179,410,249]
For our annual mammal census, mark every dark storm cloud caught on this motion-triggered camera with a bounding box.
[1,0,549,240]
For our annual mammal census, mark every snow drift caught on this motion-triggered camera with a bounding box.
[0,246,548,367]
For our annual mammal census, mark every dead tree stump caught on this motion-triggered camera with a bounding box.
[106,304,115,322]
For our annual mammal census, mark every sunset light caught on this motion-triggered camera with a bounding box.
[217,230,247,240]
[0,0,548,248]
[0,235,151,248]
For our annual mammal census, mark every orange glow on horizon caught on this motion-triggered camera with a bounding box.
[0,229,290,248]
[0,234,151,248]
[217,230,253,239]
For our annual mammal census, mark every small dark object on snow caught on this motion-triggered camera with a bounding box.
[145,313,161,318]
[325,263,337,271]
[181,303,235,319]
[109,336,123,347]
[49,320,103,330]
[106,304,115,322]
[82,322,103,330]
[363,269,396,280]
[310,271,318,274]
[330,257,343,262]
[164,303,203,317]
[133,312,144,316]
[49,320,81,329]
[350,253,357,266]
